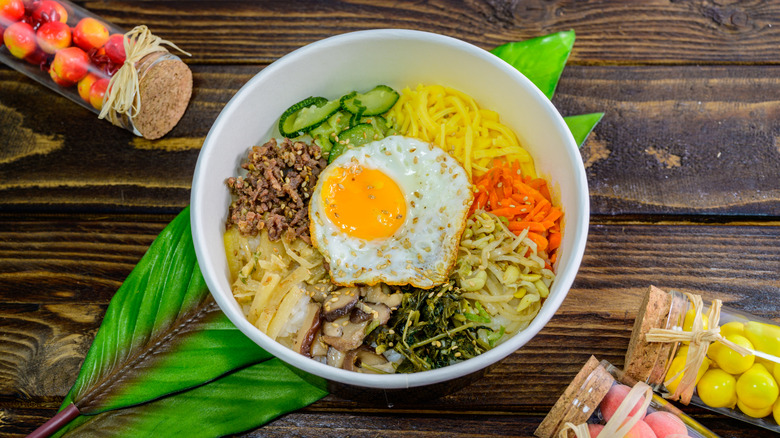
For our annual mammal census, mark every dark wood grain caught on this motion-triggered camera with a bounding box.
[2,64,779,216]
[2,0,779,437]
[73,0,780,65]
[1,217,778,436]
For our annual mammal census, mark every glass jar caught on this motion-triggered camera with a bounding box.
[624,286,780,433]
[0,0,191,139]
[535,355,719,438]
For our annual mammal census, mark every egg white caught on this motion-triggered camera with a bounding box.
[309,136,473,288]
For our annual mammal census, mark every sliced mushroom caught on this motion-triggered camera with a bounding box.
[326,346,346,368]
[363,284,403,309]
[350,302,391,326]
[349,302,373,323]
[343,346,394,373]
[292,302,321,358]
[310,332,328,358]
[322,316,348,337]
[321,287,360,321]
[322,319,369,352]
[303,282,332,303]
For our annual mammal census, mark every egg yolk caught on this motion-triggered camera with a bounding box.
[321,165,406,240]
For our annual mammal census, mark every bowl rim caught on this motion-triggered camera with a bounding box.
[191,28,589,389]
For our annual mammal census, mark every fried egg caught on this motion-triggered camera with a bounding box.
[309,135,473,288]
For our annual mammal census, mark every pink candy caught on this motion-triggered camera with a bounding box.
[644,411,688,438]
[594,384,692,438]
[601,384,647,422]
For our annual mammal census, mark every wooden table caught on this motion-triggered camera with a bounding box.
[2,1,778,437]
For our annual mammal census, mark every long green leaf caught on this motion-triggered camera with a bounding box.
[53,359,327,438]
[62,207,270,415]
[490,30,575,100]
[564,112,604,147]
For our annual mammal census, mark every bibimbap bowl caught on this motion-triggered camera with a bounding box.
[191,29,589,401]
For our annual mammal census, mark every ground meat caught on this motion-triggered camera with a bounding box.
[226,138,327,243]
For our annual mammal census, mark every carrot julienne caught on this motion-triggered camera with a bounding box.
[469,159,563,267]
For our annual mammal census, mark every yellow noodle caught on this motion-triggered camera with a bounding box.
[388,84,536,179]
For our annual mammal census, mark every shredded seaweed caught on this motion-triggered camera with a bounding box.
[366,280,502,373]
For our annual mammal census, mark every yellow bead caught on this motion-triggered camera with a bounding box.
[756,357,776,375]
[720,321,745,338]
[682,308,709,345]
[712,334,755,375]
[736,364,779,410]
[737,398,774,418]
[706,342,721,361]
[697,368,737,408]
[665,354,710,395]
[743,321,780,358]
[683,308,709,332]
[774,361,780,384]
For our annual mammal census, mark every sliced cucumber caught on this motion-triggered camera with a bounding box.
[278,96,341,137]
[359,115,394,136]
[340,85,399,116]
[310,111,351,153]
[328,123,384,163]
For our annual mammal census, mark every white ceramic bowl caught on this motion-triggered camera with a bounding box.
[192,29,589,394]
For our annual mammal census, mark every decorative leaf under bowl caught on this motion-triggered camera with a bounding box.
[31,208,327,437]
[61,207,271,415]
[491,29,604,147]
[51,359,327,437]
[491,30,575,100]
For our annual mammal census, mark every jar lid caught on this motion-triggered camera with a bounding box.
[535,356,615,438]
[624,286,679,385]
[133,53,192,139]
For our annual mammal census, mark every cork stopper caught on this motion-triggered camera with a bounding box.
[535,356,615,438]
[133,52,192,139]
[624,286,684,385]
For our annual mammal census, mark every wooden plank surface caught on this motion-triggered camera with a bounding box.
[76,0,780,64]
[2,64,779,216]
[1,218,778,435]
[1,0,779,436]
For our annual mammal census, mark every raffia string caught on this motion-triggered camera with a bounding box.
[98,25,191,127]
[644,292,752,404]
[558,383,653,438]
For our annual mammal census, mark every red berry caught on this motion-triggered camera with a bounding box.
[104,33,125,64]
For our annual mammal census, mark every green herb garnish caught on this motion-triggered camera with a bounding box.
[366,281,502,373]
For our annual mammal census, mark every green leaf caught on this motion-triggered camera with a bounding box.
[564,112,604,147]
[62,207,271,415]
[490,30,575,99]
[53,359,328,438]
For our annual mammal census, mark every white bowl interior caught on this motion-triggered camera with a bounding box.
[192,29,589,389]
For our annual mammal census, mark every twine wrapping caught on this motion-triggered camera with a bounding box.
[644,292,752,404]
[558,383,654,438]
[98,25,191,127]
